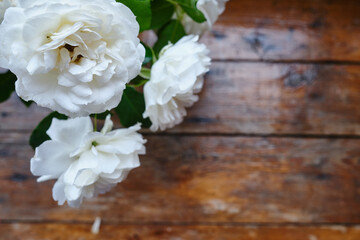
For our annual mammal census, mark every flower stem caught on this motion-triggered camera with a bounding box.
[94,114,97,131]
[140,67,151,79]
[150,46,157,64]
[166,0,177,5]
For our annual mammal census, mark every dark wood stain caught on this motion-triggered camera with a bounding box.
[10,173,29,182]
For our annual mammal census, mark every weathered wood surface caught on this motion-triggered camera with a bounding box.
[2,224,360,240]
[1,0,360,239]
[1,62,360,135]
[1,134,360,223]
[205,0,360,61]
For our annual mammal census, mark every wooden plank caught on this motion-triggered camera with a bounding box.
[141,0,360,61]
[176,63,360,135]
[203,0,360,61]
[1,62,360,135]
[0,94,50,132]
[1,223,360,240]
[1,134,360,223]
[179,63,360,135]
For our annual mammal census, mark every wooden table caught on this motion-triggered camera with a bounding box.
[1,0,360,239]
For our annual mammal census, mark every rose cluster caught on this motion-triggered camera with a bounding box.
[0,0,228,207]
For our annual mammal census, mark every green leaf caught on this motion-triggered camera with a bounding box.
[173,0,206,23]
[153,19,186,54]
[129,75,149,87]
[0,70,16,103]
[115,86,151,128]
[151,0,175,30]
[117,0,152,32]
[142,42,154,65]
[29,112,68,150]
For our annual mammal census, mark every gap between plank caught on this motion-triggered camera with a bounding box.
[2,219,360,227]
[212,59,360,66]
[1,130,360,141]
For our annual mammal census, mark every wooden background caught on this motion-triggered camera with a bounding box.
[1,0,360,239]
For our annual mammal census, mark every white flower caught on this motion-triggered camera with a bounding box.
[0,0,16,23]
[0,0,144,117]
[181,0,228,35]
[143,35,211,132]
[31,115,146,208]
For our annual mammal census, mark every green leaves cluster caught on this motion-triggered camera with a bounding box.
[0,71,33,107]
[171,0,206,23]
[28,0,207,149]
[117,0,152,32]
[0,71,16,103]
[116,0,205,33]
[116,86,152,128]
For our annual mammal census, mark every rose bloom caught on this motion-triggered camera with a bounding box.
[182,0,228,35]
[31,115,146,208]
[0,0,144,117]
[143,35,211,132]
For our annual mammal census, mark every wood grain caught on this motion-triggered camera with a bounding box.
[1,134,360,223]
[2,62,360,135]
[1,0,360,238]
[1,223,360,240]
[203,0,360,61]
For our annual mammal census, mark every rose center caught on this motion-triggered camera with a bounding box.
[63,43,83,63]
[64,44,75,53]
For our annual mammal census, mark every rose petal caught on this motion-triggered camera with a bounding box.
[47,117,93,146]
[31,140,73,181]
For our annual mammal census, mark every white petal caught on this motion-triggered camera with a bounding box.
[47,117,93,146]
[100,114,113,134]
[93,152,120,174]
[116,153,141,169]
[52,177,66,206]
[64,184,82,201]
[63,161,82,185]
[74,169,98,187]
[31,140,73,181]
[77,150,98,167]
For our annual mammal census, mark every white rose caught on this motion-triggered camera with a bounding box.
[182,0,228,35]
[0,0,16,23]
[143,35,211,132]
[31,115,146,208]
[0,0,144,117]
